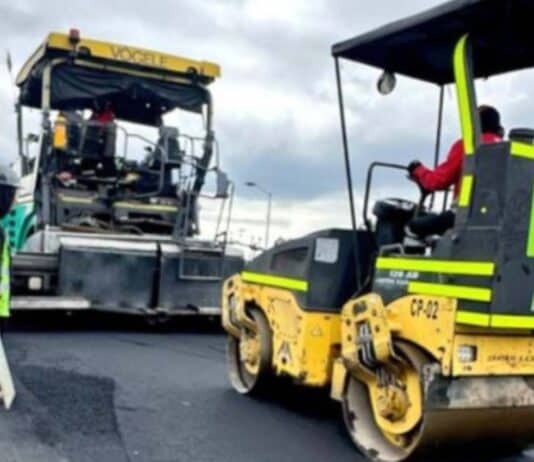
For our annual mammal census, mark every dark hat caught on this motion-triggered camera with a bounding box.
[478,105,503,135]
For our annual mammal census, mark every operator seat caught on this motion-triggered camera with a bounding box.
[153,126,182,196]
[79,120,117,178]
[156,126,182,167]
[63,111,83,152]
[373,199,417,249]
[408,210,455,240]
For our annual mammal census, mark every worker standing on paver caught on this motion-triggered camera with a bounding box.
[0,165,19,409]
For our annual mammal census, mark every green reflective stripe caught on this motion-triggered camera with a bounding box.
[456,310,489,327]
[454,35,475,155]
[376,257,494,276]
[241,271,308,292]
[512,145,534,257]
[511,142,534,160]
[456,311,534,329]
[491,314,534,329]
[528,184,534,257]
[408,281,491,302]
[0,238,10,318]
[458,175,474,208]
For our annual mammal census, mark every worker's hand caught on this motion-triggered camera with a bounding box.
[407,160,422,177]
[407,161,430,198]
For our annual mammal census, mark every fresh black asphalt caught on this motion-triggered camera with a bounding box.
[0,313,531,462]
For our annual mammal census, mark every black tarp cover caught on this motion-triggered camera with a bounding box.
[20,61,208,125]
[332,0,534,85]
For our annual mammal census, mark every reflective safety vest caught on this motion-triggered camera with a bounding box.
[0,233,10,318]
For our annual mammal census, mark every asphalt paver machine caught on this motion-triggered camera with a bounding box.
[5,30,243,316]
[222,1,534,460]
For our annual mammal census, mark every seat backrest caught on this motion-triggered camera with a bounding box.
[78,121,117,159]
[456,142,509,232]
[157,126,182,166]
[434,141,534,323]
[63,111,83,152]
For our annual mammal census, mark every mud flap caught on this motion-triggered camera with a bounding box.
[0,333,15,409]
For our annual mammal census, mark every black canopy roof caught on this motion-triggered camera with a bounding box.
[19,60,209,126]
[332,0,534,85]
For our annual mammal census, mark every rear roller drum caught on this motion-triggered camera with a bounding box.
[226,309,273,395]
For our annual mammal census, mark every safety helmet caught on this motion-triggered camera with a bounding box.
[0,164,19,220]
[478,105,504,136]
[0,164,20,189]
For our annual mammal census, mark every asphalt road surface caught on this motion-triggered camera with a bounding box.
[0,313,532,462]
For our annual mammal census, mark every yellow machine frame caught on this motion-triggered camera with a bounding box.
[16,32,220,88]
[223,274,340,387]
[221,34,534,385]
[222,7,534,458]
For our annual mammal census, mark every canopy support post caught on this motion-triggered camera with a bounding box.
[453,34,480,225]
[430,85,444,210]
[334,57,361,292]
[15,103,29,175]
[175,91,215,240]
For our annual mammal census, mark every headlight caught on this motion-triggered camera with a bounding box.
[458,345,477,363]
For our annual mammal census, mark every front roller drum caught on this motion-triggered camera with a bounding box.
[342,343,534,462]
[226,309,273,395]
[342,342,426,462]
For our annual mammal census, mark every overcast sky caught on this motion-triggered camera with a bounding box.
[1,0,533,250]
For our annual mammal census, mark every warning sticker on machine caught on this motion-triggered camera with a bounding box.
[487,354,534,363]
[314,238,339,264]
[374,270,419,289]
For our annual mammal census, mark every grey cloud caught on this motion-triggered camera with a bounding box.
[0,0,494,210]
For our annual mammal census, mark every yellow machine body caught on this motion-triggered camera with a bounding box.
[224,2,534,460]
[17,32,220,88]
[333,292,534,396]
[222,274,340,387]
[330,292,534,460]
[223,271,534,460]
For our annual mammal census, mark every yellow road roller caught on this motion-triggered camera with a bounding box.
[223,1,534,460]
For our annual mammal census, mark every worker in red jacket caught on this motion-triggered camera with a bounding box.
[408,105,504,237]
[91,100,115,124]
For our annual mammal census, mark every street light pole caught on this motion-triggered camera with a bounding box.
[245,181,272,249]
[265,191,272,249]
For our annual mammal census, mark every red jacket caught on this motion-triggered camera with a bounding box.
[91,109,115,124]
[412,132,502,198]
